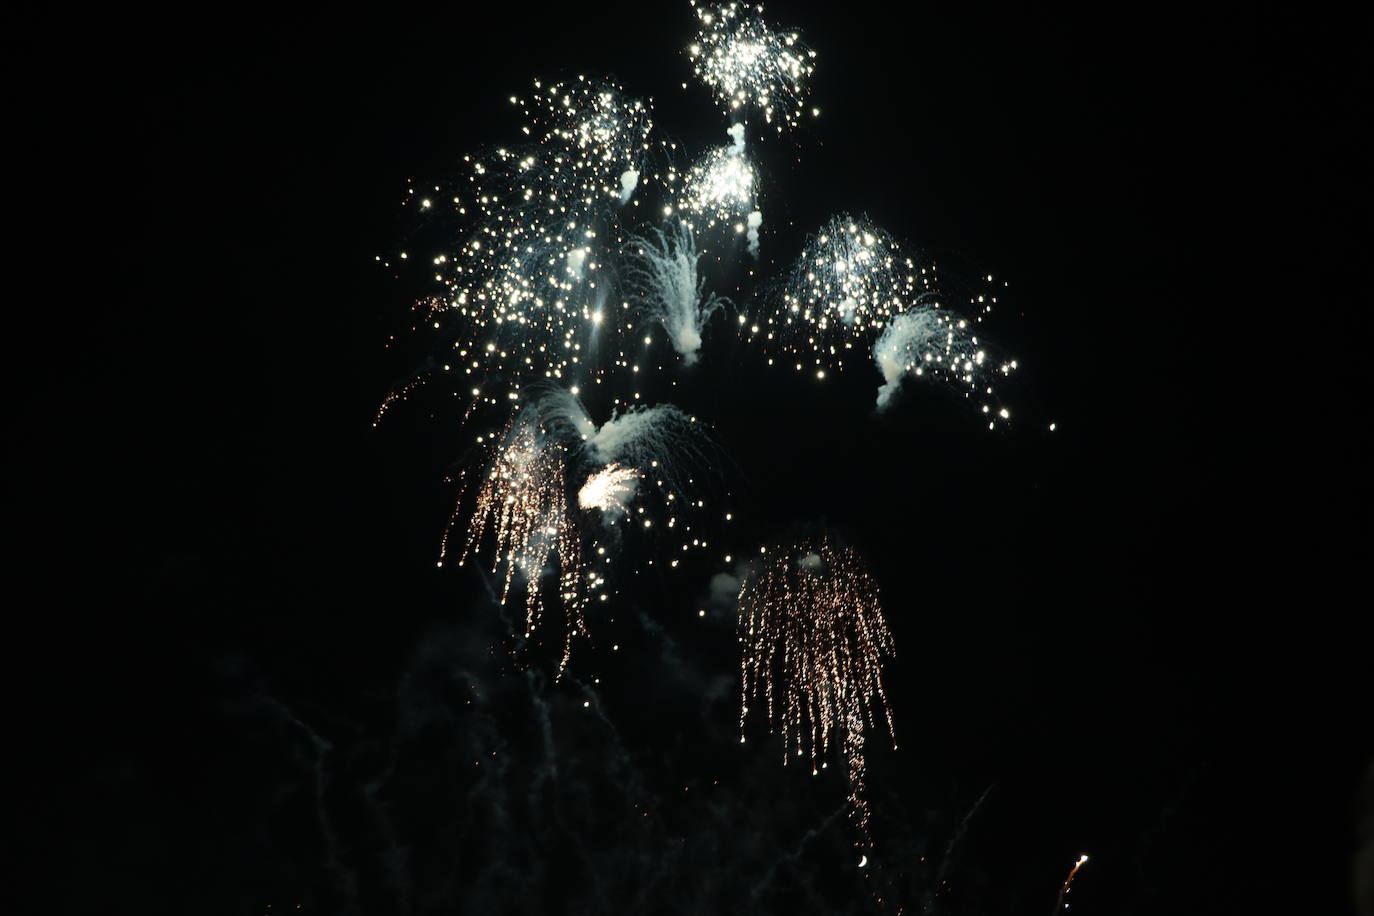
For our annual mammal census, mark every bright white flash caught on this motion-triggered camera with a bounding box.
[578,463,641,513]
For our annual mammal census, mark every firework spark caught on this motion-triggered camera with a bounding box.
[688,1,817,133]
[401,77,658,393]
[445,410,594,675]
[738,534,896,845]
[621,218,730,363]
[756,215,939,375]
[587,402,718,508]
[481,385,725,570]
[1052,854,1089,913]
[578,463,641,515]
[873,306,1017,424]
[675,124,762,255]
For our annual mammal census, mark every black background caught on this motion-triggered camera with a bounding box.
[13,3,1370,914]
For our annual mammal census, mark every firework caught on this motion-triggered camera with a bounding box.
[675,124,762,255]
[1053,854,1089,913]
[578,463,641,515]
[621,218,730,364]
[873,306,1018,424]
[738,534,896,844]
[586,402,718,509]
[403,77,658,393]
[445,409,595,675]
[470,386,725,574]
[687,1,817,133]
[756,215,939,376]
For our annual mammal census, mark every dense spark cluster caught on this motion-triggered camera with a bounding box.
[675,125,762,255]
[687,0,817,132]
[873,306,1018,424]
[621,218,730,363]
[738,534,896,843]
[757,215,939,375]
[445,411,594,675]
[578,463,641,515]
[415,77,658,389]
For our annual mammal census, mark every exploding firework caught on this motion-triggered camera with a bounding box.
[674,124,762,255]
[873,306,1018,424]
[621,218,730,364]
[687,0,817,133]
[444,408,598,675]
[755,215,940,376]
[738,533,896,845]
[390,77,659,400]
[462,385,726,581]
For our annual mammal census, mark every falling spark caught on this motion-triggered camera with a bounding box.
[688,1,817,133]
[738,533,896,846]
[446,410,590,675]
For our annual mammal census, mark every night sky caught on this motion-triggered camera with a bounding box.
[15,4,1370,914]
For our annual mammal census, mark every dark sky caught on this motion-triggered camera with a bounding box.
[14,3,1370,915]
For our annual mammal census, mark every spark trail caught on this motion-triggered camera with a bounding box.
[444,409,595,676]
[737,533,896,848]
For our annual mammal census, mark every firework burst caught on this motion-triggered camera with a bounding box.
[752,215,940,377]
[738,533,896,844]
[687,0,817,132]
[621,218,730,364]
[444,409,598,676]
[392,77,659,401]
[674,124,761,255]
[873,305,1018,424]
